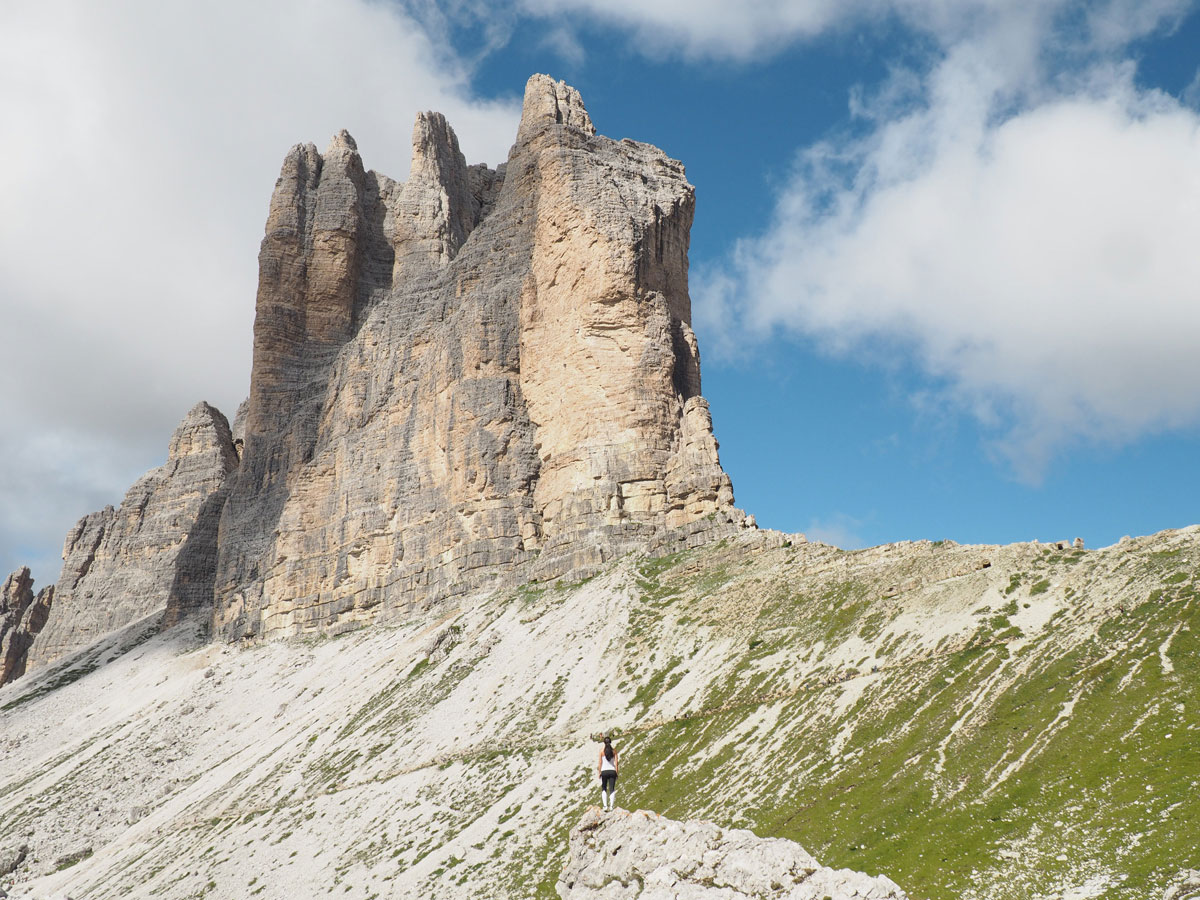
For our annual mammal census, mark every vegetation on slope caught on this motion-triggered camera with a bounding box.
[1,528,1196,900]
[615,536,1199,899]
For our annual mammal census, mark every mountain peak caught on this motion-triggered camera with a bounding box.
[518,73,596,144]
[18,74,743,661]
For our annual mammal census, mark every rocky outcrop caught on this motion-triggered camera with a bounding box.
[211,74,742,642]
[25,403,238,671]
[0,569,52,685]
[557,809,907,900]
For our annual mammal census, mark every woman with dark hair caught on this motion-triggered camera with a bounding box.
[598,735,619,811]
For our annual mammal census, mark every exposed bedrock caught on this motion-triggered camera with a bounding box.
[24,403,238,672]
[557,808,908,900]
[211,74,742,642]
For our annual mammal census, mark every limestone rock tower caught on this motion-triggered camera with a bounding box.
[210,75,741,641]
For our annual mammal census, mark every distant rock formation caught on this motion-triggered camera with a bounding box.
[557,808,907,899]
[0,568,52,685]
[211,74,741,642]
[25,403,238,671]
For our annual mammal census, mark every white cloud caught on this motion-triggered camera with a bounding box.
[1185,68,1200,108]
[644,0,1199,481]
[0,0,521,582]
[515,0,849,59]
[699,52,1200,479]
[540,26,588,67]
[512,0,1192,61]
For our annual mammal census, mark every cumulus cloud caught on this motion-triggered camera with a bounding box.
[698,45,1200,480]
[1185,68,1200,107]
[515,0,852,59]
[0,0,521,581]
[512,0,1191,61]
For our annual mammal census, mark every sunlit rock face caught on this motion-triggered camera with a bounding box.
[211,74,742,642]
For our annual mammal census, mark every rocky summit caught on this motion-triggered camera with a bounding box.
[212,74,738,644]
[17,402,238,676]
[0,569,52,685]
[1,75,1197,900]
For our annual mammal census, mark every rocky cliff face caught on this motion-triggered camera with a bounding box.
[0,569,52,685]
[25,403,238,671]
[557,808,908,899]
[5,73,740,681]
[212,74,740,642]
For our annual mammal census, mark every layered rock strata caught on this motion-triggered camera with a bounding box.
[25,403,238,670]
[0,568,53,685]
[212,74,740,641]
[557,809,908,900]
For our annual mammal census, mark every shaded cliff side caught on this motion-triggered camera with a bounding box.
[0,569,52,685]
[23,403,238,672]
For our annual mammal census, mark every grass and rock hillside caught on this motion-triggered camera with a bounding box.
[1,527,1197,899]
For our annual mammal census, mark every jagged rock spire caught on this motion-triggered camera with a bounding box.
[24,403,238,673]
[1,568,52,685]
[392,111,478,281]
[517,73,596,145]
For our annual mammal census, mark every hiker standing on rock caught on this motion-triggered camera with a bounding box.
[598,735,619,811]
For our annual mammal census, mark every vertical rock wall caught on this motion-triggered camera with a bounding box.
[211,102,544,641]
[516,76,734,573]
[210,74,743,642]
[9,73,745,664]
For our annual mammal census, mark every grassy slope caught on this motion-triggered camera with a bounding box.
[614,537,1200,900]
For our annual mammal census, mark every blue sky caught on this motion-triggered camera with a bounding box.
[453,1,1200,549]
[2,0,1199,583]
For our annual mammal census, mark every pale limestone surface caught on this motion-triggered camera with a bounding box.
[25,403,238,670]
[10,74,744,667]
[557,808,907,900]
[212,74,742,643]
